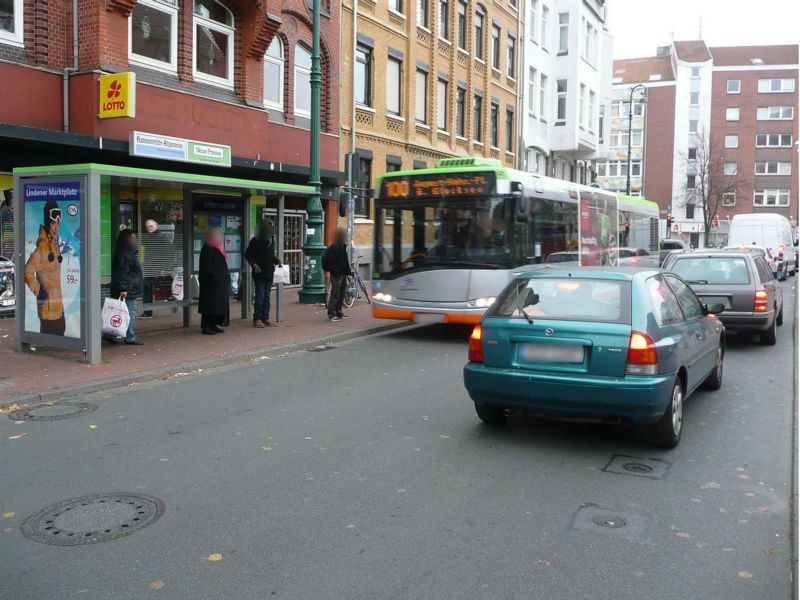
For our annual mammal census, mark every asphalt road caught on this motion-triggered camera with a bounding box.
[1,281,796,600]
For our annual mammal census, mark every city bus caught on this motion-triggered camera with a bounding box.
[371,157,659,324]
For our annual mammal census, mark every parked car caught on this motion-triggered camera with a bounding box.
[545,251,579,264]
[663,250,782,345]
[727,213,796,279]
[659,239,687,265]
[464,267,725,448]
[0,255,15,316]
[618,247,659,268]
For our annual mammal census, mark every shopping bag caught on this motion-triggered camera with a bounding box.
[101,297,130,338]
[171,268,184,301]
[274,264,291,285]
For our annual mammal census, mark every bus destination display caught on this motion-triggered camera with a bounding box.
[381,172,496,199]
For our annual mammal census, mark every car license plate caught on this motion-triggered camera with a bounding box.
[0,299,13,307]
[519,343,584,363]
[699,296,731,309]
[414,313,444,324]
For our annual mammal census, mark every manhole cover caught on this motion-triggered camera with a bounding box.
[307,344,337,352]
[622,462,654,474]
[591,515,628,529]
[8,401,98,422]
[21,493,164,546]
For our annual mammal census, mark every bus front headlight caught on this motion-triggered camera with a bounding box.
[374,293,393,303]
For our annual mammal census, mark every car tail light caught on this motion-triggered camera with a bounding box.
[626,332,658,376]
[754,289,769,312]
[468,325,484,363]
[778,244,785,259]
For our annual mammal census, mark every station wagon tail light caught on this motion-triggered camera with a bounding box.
[468,325,484,363]
[626,332,658,376]
[754,289,769,312]
[778,245,785,259]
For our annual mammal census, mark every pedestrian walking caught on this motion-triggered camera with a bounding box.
[322,228,351,322]
[109,229,144,345]
[244,219,281,328]
[198,227,231,335]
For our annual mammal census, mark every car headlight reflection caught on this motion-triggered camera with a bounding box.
[474,296,496,308]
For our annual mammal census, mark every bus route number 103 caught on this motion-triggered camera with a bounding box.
[385,180,410,198]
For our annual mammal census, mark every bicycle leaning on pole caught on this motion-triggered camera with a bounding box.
[326,254,370,309]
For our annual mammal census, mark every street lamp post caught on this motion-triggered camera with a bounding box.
[299,0,326,304]
[625,84,646,196]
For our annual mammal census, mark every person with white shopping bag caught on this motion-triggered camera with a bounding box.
[109,229,144,345]
[244,219,282,328]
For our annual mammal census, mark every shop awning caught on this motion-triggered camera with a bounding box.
[13,163,316,196]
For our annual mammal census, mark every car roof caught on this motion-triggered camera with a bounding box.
[521,266,661,281]
[668,250,757,262]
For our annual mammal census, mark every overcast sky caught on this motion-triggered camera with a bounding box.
[609,0,800,59]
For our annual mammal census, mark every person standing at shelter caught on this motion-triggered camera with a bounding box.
[322,228,351,322]
[23,200,65,335]
[245,219,281,328]
[109,229,144,345]
[198,227,230,335]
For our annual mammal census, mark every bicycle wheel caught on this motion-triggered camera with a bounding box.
[343,275,357,308]
[358,277,371,304]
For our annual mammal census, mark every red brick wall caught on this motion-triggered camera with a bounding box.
[711,68,798,222]
[643,85,676,213]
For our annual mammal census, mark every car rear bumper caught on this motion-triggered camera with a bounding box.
[718,310,773,331]
[463,363,675,424]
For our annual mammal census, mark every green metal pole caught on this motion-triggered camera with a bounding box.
[299,0,326,303]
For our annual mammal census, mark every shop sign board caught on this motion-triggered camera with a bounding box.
[20,180,85,341]
[99,72,136,119]
[579,190,619,267]
[130,131,231,167]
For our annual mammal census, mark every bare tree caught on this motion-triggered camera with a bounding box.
[678,128,750,247]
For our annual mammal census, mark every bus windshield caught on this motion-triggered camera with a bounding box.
[374,196,522,277]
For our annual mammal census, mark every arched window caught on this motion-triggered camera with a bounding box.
[193,0,234,87]
[294,45,312,117]
[264,37,284,110]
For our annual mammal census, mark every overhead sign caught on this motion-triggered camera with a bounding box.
[380,172,496,200]
[130,131,232,167]
[99,72,136,119]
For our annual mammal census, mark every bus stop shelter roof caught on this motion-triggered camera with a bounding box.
[13,163,316,196]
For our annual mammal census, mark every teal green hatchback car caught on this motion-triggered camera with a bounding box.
[463,268,726,448]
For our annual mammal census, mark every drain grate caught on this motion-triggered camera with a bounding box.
[8,401,98,422]
[307,344,337,352]
[571,504,655,543]
[602,454,670,480]
[21,493,164,546]
[591,515,628,529]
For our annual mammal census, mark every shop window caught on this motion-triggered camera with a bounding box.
[193,0,234,87]
[129,0,178,71]
[294,45,312,117]
[263,37,284,111]
[0,0,23,46]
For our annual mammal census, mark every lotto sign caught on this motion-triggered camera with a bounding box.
[99,72,136,119]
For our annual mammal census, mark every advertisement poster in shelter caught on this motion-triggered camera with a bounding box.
[579,190,618,267]
[22,181,83,338]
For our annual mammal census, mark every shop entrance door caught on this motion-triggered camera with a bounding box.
[261,209,305,287]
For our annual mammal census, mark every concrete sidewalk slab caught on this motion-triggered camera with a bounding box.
[0,290,405,404]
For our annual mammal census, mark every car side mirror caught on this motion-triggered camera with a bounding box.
[703,303,725,315]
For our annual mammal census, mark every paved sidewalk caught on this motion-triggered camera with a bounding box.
[0,290,403,403]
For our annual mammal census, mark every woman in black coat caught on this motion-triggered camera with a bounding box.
[198,227,231,335]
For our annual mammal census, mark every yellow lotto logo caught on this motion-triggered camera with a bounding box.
[99,72,136,119]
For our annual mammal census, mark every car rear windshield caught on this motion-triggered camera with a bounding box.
[489,277,632,324]
[670,257,750,285]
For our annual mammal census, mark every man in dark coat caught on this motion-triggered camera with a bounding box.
[198,227,231,335]
[244,219,281,328]
[322,228,351,321]
[109,229,144,345]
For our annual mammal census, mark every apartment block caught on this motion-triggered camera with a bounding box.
[600,40,799,248]
[520,0,613,184]
[341,0,521,268]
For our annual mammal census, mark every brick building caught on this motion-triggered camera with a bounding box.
[599,41,799,248]
[0,0,342,286]
[340,0,521,271]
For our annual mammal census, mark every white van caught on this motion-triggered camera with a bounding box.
[727,213,796,278]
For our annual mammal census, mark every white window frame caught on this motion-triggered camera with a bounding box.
[689,91,699,106]
[527,67,536,115]
[758,78,795,93]
[755,161,791,176]
[756,133,792,148]
[263,37,284,111]
[436,78,448,131]
[556,79,567,124]
[727,79,741,94]
[754,189,790,207]
[294,45,313,117]
[557,12,568,54]
[724,134,738,148]
[193,0,235,88]
[529,0,538,43]
[578,83,586,129]
[0,0,24,46]
[725,107,739,121]
[415,69,428,124]
[540,5,549,50]
[722,191,736,207]
[539,73,547,122]
[128,0,179,71]
[723,162,738,176]
[386,56,402,117]
[588,90,596,133]
[757,106,794,120]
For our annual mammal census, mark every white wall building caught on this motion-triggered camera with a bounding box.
[520,0,612,183]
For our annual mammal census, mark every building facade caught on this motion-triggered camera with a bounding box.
[341,0,521,271]
[600,41,799,248]
[0,0,343,288]
[519,0,612,184]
